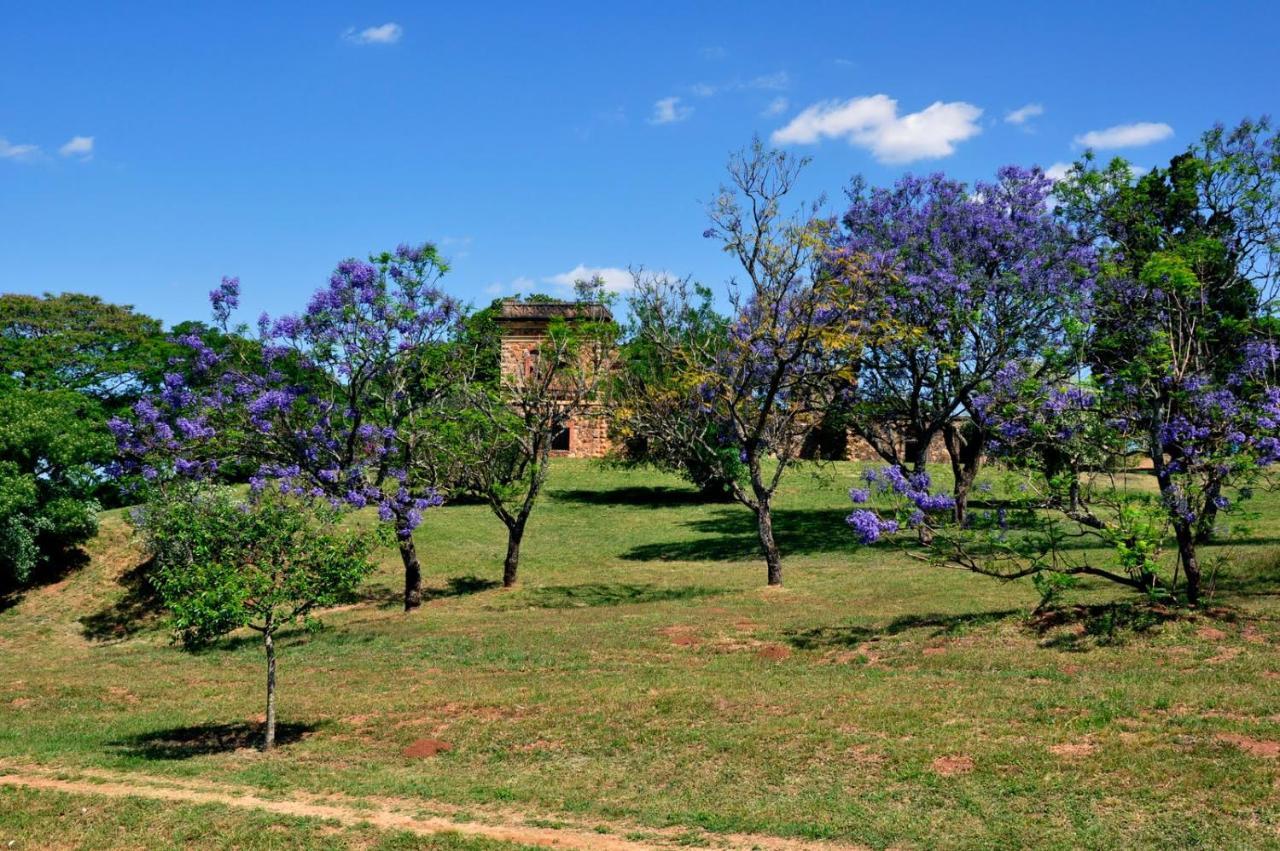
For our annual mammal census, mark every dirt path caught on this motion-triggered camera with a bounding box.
[0,762,866,851]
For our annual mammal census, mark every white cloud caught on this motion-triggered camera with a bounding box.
[771,94,983,163]
[0,137,41,162]
[485,275,535,296]
[747,71,789,91]
[1005,103,1044,125]
[343,22,403,45]
[59,135,94,158]
[1043,161,1072,182]
[544,264,633,294]
[762,96,789,117]
[690,82,718,97]
[1074,121,1172,149]
[649,96,692,125]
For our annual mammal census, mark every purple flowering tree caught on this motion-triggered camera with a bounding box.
[113,243,462,611]
[628,140,864,585]
[835,167,1096,524]
[850,119,1280,608]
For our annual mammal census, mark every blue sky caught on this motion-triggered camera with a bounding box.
[2,1,1277,327]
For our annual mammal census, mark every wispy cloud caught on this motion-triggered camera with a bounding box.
[1075,121,1172,149]
[59,135,94,159]
[485,275,536,297]
[343,22,403,45]
[0,137,41,162]
[699,45,727,60]
[771,94,983,163]
[762,97,789,118]
[545,264,633,294]
[688,71,790,99]
[649,96,692,125]
[1005,103,1044,126]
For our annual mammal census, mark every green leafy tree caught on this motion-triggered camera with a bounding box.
[0,293,170,408]
[134,484,379,748]
[434,282,618,587]
[0,389,111,588]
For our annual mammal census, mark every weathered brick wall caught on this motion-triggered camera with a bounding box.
[843,431,950,464]
[496,307,615,459]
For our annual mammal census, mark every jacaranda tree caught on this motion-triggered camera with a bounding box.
[836,166,1096,523]
[848,118,1280,608]
[627,139,864,585]
[112,243,462,610]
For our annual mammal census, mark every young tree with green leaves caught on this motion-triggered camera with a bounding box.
[135,483,378,749]
[435,281,617,587]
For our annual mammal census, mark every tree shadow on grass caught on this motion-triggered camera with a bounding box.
[0,548,91,615]
[112,721,321,759]
[79,559,165,643]
[551,485,718,508]
[370,574,502,609]
[784,609,1021,649]
[492,582,725,610]
[620,507,859,563]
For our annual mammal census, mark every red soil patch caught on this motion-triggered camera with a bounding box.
[660,625,700,647]
[403,738,453,758]
[756,644,791,662]
[922,644,947,656]
[931,754,974,776]
[1217,734,1280,759]
[1196,626,1228,641]
[1048,741,1096,758]
[1242,624,1267,645]
[1206,647,1242,665]
[9,698,31,709]
[1059,664,1082,677]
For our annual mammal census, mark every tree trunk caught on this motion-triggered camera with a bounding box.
[399,538,423,612]
[263,619,277,751]
[943,422,984,526]
[503,520,525,588]
[1175,522,1203,605]
[755,502,783,586]
[1195,479,1222,544]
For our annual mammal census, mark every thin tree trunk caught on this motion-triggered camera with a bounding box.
[503,520,525,588]
[943,422,984,526]
[263,617,277,751]
[1195,479,1223,544]
[755,502,783,586]
[1175,522,1203,605]
[399,538,423,612]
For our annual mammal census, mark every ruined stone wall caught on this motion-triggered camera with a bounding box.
[497,317,614,459]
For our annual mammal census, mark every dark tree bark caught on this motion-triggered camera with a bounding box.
[503,519,526,588]
[263,615,277,751]
[943,421,985,526]
[1175,522,1203,605]
[399,538,423,611]
[755,500,783,586]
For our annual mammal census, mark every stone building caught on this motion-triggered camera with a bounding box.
[493,299,614,459]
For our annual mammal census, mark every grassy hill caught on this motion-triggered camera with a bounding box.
[2,460,1278,849]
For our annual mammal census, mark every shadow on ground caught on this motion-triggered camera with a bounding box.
[621,507,858,562]
[552,485,724,508]
[491,582,724,610]
[112,721,321,759]
[79,559,165,642]
[0,548,91,616]
[785,609,1021,649]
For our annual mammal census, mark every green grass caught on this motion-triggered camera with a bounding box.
[3,460,1280,848]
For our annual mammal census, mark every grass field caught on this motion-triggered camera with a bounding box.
[2,460,1279,849]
